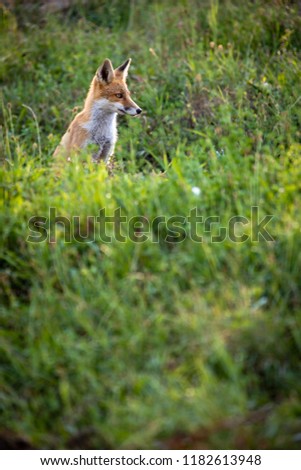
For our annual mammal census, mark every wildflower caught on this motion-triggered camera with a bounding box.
[192,186,201,196]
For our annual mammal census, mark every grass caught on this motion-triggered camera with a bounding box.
[1,0,301,449]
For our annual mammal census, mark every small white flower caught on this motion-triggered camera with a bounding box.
[191,186,201,196]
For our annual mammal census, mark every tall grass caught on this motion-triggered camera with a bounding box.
[0,0,301,449]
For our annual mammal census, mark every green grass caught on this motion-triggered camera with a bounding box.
[1,0,301,449]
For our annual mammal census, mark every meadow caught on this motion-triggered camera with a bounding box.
[1,0,301,449]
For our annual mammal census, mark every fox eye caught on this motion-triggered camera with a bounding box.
[115,93,123,99]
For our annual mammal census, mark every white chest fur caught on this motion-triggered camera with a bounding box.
[82,99,118,161]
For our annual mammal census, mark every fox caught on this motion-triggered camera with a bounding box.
[53,58,142,162]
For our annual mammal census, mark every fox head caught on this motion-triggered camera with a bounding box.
[93,58,142,116]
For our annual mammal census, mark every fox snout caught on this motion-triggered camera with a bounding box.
[116,100,142,116]
[118,95,142,116]
[123,106,142,116]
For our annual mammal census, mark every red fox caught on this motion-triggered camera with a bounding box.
[53,58,142,162]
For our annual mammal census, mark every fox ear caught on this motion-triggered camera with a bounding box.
[97,59,114,84]
[115,58,131,80]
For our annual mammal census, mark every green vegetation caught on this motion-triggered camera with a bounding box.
[1,0,301,449]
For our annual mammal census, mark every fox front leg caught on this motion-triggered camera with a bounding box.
[92,139,114,163]
[101,140,115,164]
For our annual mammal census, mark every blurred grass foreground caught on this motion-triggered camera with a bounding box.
[1,0,301,450]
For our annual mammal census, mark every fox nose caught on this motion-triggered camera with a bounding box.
[136,108,142,115]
